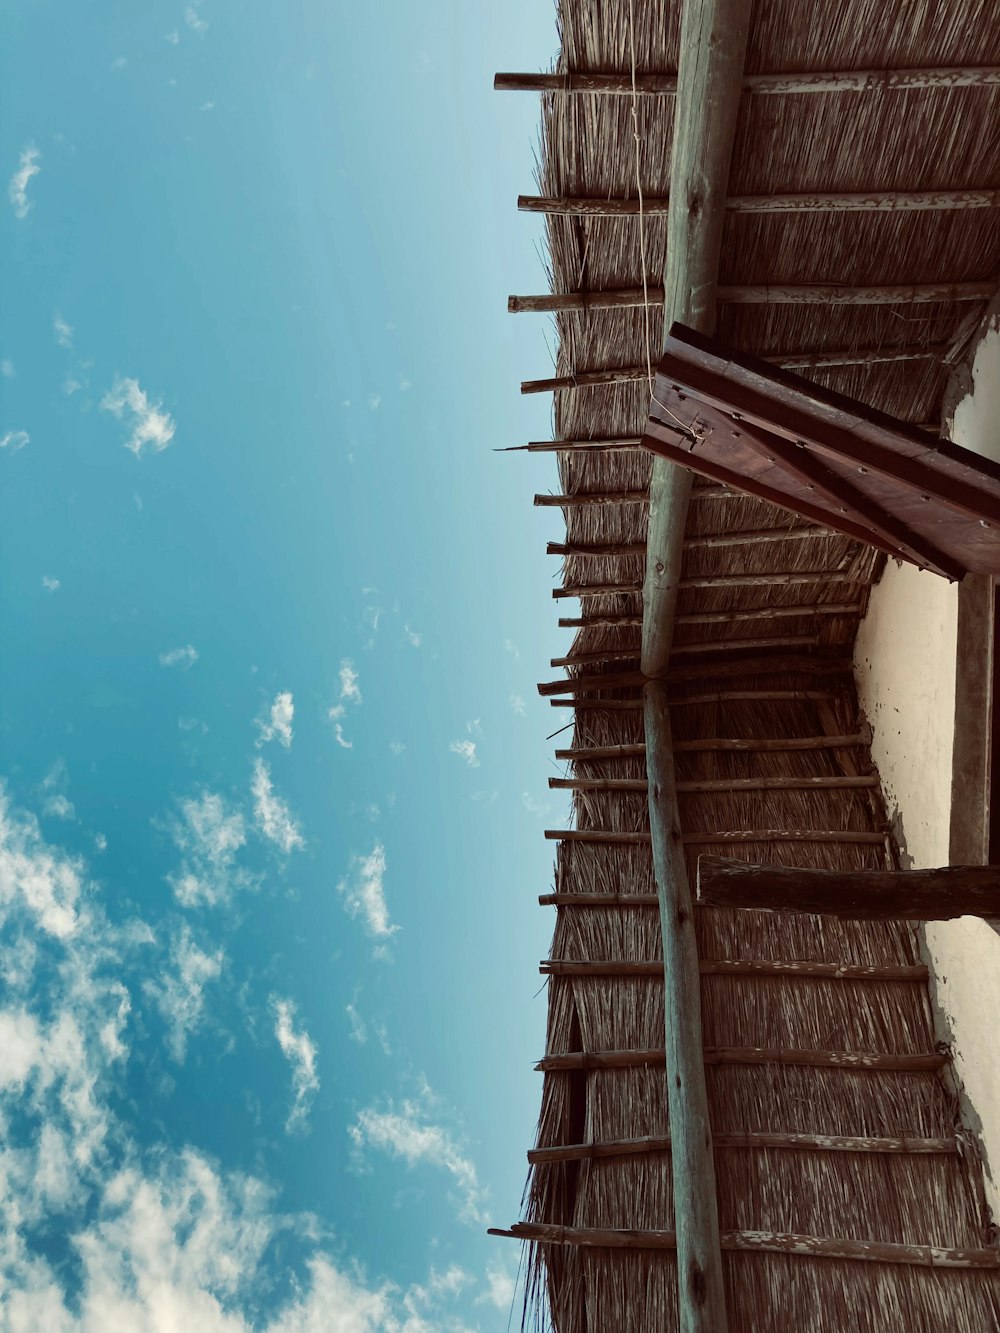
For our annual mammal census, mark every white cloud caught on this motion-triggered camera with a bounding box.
[350,1095,486,1225]
[368,394,381,411]
[250,760,303,854]
[44,795,76,821]
[448,740,478,768]
[478,1260,516,1311]
[503,639,519,660]
[271,997,318,1132]
[509,693,526,716]
[345,1001,367,1045]
[1,430,30,452]
[199,101,216,112]
[388,741,404,757]
[9,144,40,219]
[403,625,422,648]
[63,377,83,395]
[328,660,361,749]
[159,644,198,669]
[169,790,250,908]
[165,28,180,43]
[101,376,176,456]
[0,786,81,939]
[2,358,15,377]
[256,691,294,749]
[53,313,73,349]
[522,792,550,817]
[145,923,223,1061]
[184,3,208,33]
[42,576,61,593]
[337,844,396,940]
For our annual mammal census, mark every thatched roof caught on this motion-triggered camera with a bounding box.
[503,1,1000,1329]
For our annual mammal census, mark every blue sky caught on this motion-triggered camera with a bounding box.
[0,3,566,1327]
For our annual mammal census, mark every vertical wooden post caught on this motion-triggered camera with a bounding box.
[645,680,729,1331]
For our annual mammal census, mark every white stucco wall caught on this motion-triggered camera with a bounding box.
[854,317,1000,1221]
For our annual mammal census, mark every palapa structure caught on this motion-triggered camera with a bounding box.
[490,1,1000,1329]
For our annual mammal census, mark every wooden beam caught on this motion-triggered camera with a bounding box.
[540,958,928,980]
[503,437,643,454]
[696,857,1000,919]
[551,649,641,668]
[544,828,887,846]
[526,1130,958,1164]
[550,774,877,793]
[535,490,648,507]
[552,635,820,667]
[556,572,862,597]
[950,574,995,863]
[539,892,660,907]
[523,345,945,387]
[554,734,865,760]
[674,603,861,624]
[684,524,831,548]
[488,1223,997,1270]
[558,614,644,628]
[537,670,644,696]
[494,65,1000,96]
[551,687,842,707]
[720,282,994,306]
[516,189,1000,217]
[536,1047,947,1072]
[548,540,647,557]
[540,656,850,690]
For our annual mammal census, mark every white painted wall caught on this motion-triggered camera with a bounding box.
[854,317,1000,1221]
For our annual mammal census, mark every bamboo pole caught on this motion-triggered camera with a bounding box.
[551,527,831,555]
[516,189,1000,218]
[696,857,1000,919]
[554,734,865,760]
[550,774,878,793]
[487,1223,998,1269]
[526,1131,958,1165]
[494,65,1000,96]
[535,491,648,507]
[539,958,928,980]
[536,1047,947,1072]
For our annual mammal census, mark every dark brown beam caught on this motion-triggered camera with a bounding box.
[674,603,861,624]
[544,829,886,845]
[536,1047,946,1072]
[535,491,648,507]
[502,437,643,454]
[494,66,1000,96]
[555,572,862,597]
[558,614,644,628]
[540,958,927,980]
[551,635,819,667]
[554,734,865,760]
[526,1131,958,1165]
[550,774,877,793]
[516,190,1000,218]
[539,656,851,691]
[488,1223,996,1269]
[696,857,1000,919]
[550,687,843,707]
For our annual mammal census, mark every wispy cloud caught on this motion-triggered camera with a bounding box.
[169,790,249,908]
[338,843,396,940]
[159,644,198,670]
[368,393,381,411]
[328,659,361,749]
[9,144,40,219]
[351,1093,486,1224]
[479,1260,517,1310]
[0,785,81,939]
[145,923,223,1061]
[345,1000,367,1045]
[449,739,478,768]
[1,431,29,452]
[256,691,293,749]
[1,360,14,378]
[404,624,422,648]
[509,693,526,716]
[41,576,60,593]
[184,3,208,33]
[522,791,550,817]
[271,996,318,1131]
[503,639,520,660]
[101,376,176,456]
[44,794,76,821]
[250,759,303,854]
[53,313,73,349]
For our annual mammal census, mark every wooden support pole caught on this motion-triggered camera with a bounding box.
[644,676,728,1332]
[526,1130,958,1165]
[524,345,945,387]
[488,1223,998,1270]
[554,735,865,760]
[696,857,1000,920]
[535,490,648,507]
[550,774,878,793]
[494,65,1000,96]
[539,958,928,980]
[550,527,831,556]
[536,1047,947,1072]
[516,189,1000,218]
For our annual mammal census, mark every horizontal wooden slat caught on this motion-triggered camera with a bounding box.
[540,958,928,980]
[548,775,876,792]
[516,189,1000,219]
[526,1131,958,1165]
[494,66,1000,96]
[554,735,865,759]
[535,1048,947,1072]
[544,829,886,844]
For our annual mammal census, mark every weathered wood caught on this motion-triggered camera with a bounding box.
[524,346,945,389]
[536,1047,947,1072]
[675,603,861,624]
[684,524,830,548]
[539,892,660,907]
[510,288,662,313]
[535,490,648,507]
[503,437,643,453]
[551,687,841,707]
[551,648,641,668]
[488,1223,998,1270]
[696,857,1000,919]
[558,614,644,628]
[494,65,1000,96]
[672,634,818,653]
[554,735,865,760]
[682,829,886,845]
[526,1130,958,1164]
[720,281,994,306]
[517,189,1000,218]
[558,571,861,597]
[950,574,995,863]
[547,540,647,557]
[540,958,928,980]
[537,671,644,697]
[550,774,878,793]
[540,656,850,692]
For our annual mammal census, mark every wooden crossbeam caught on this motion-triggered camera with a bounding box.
[502,437,644,454]
[538,656,850,693]
[494,65,1000,96]
[488,1223,998,1270]
[696,857,1000,919]
[526,1131,958,1164]
[558,614,644,628]
[544,829,886,845]
[552,636,818,666]
[554,572,861,597]
[516,189,1000,219]
[548,526,829,556]
[549,774,877,793]
[535,490,648,506]
[674,603,861,624]
[554,735,865,760]
[539,958,927,980]
[535,1048,947,1072]
[550,688,843,708]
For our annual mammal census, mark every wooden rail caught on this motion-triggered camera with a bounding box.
[539,958,928,980]
[516,189,1000,218]
[494,65,1000,96]
[544,829,886,844]
[554,735,865,759]
[536,1048,947,1072]
[526,1131,959,1165]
